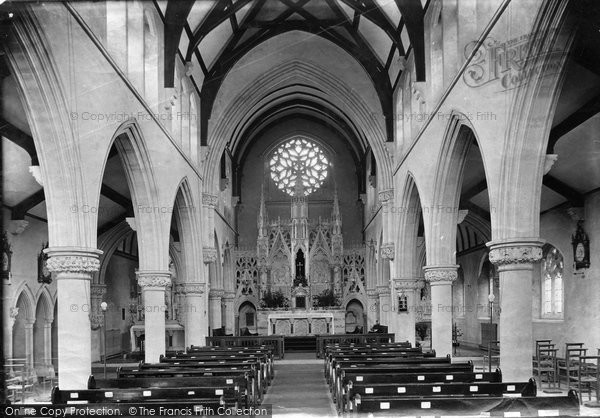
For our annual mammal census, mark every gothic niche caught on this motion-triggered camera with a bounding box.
[293,249,307,287]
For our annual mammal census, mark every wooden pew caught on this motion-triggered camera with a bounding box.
[162,351,274,382]
[348,389,580,416]
[330,356,454,390]
[204,336,285,359]
[325,350,436,382]
[88,375,251,408]
[316,334,399,358]
[344,379,537,412]
[138,361,264,400]
[51,385,240,408]
[333,361,474,406]
[116,366,260,406]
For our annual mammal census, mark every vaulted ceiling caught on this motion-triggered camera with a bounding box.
[161,0,427,143]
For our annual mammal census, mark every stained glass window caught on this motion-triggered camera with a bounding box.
[541,245,564,318]
[269,138,329,196]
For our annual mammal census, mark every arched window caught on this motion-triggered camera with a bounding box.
[541,244,564,318]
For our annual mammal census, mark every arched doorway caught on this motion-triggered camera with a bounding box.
[238,301,257,335]
[345,299,365,334]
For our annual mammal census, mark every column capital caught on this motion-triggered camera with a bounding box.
[203,247,218,264]
[486,238,544,271]
[380,243,395,260]
[393,279,422,291]
[223,290,236,300]
[376,284,391,296]
[45,247,102,274]
[209,288,225,299]
[202,193,218,207]
[378,189,394,203]
[366,288,379,298]
[90,283,107,296]
[136,271,171,288]
[180,282,206,295]
[423,265,459,285]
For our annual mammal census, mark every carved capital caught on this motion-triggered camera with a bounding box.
[209,288,225,299]
[203,247,218,264]
[9,220,30,235]
[222,290,236,300]
[90,283,107,297]
[423,265,458,284]
[44,247,102,274]
[10,307,19,319]
[202,193,218,207]
[180,282,206,295]
[378,189,394,204]
[366,288,379,298]
[136,271,171,288]
[487,239,544,271]
[380,243,395,260]
[376,284,391,296]
[393,279,422,291]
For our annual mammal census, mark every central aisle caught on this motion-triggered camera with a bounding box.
[262,354,337,417]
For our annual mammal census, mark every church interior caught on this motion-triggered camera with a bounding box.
[1,0,600,416]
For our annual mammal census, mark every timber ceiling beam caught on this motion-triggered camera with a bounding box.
[164,0,195,87]
[548,93,600,153]
[0,118,38,165]
[395,0,425,81]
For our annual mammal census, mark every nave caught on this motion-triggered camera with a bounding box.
[2,1,600,417]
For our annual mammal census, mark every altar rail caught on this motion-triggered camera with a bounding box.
[206,335,285,359]
[316,333,395,358]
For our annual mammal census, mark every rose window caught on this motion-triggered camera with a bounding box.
[269,138,329,196]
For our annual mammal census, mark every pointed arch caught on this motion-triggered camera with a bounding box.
[169,177,202,283]
[13,283,35,322]
[104,119,166,270]
[97,222,134,285]
[34,287,55,322]
[396,172,427,281]
[429,112,491,265]
[205,59,392,194]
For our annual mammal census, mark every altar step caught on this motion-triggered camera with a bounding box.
[285,336,317,352]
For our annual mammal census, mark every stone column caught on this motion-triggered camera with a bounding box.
[137,271,171,363]
[488,239,543,381]
[366,288,379,328]
[6,307,19,361]
[45,247,102,389]
[89,284,107,330]
[203,247,217,336]
[423,265,458,357]
[222,291,236,335]
[332,264,342,297]
[43,321,53,368]
[209,289,224,331]
[391,279,420,345]
[202,194,218,247]
[24,321,34,369]
[181,282,207,347]
[377,285,391,327]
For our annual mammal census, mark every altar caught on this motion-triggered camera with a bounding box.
[258,309,346,336]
